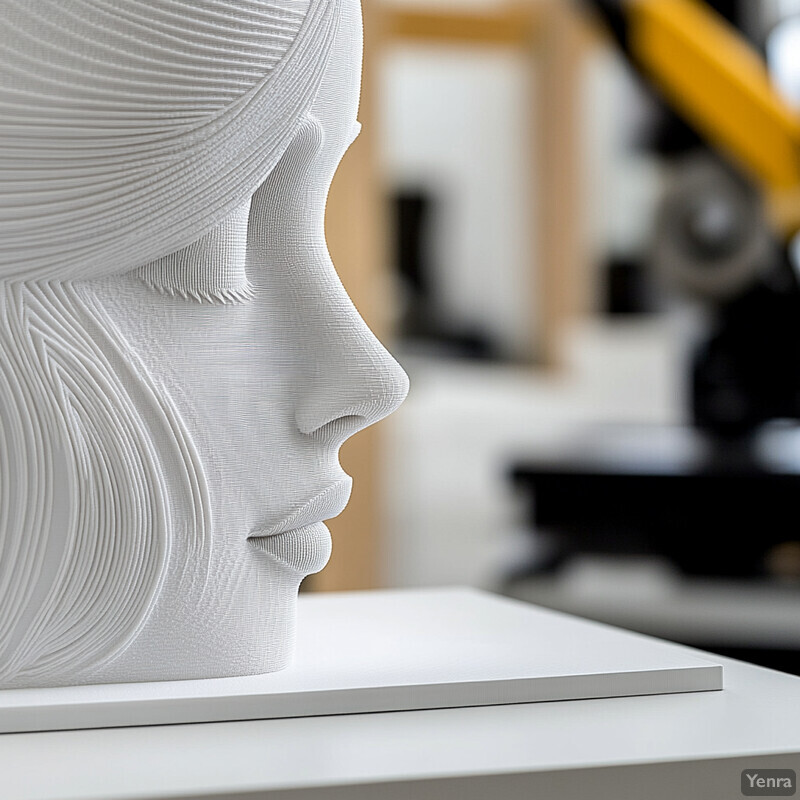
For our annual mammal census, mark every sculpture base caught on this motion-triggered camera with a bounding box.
[0,588,722,733]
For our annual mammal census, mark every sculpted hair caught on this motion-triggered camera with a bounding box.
[0,282,210,684]
[0,0,341,686]
[0,0,337,283]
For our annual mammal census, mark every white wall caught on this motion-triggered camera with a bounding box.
[381,45,537,359]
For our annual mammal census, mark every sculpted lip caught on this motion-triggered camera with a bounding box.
[248,522,333,575]
[247,477,353,540]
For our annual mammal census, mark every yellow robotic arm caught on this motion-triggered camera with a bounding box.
[591,0,800,236]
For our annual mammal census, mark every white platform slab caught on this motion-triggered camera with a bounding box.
[0,588,722,733]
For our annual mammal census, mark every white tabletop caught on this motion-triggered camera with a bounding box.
[0,588,721,733]
[3,598,800,800]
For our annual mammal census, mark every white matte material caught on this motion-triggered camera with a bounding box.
[0,0,409,688]
[1,658,796,800]
[0,589,722,733]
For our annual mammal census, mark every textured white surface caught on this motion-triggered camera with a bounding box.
[0,0,325,279]
[0,589,721,733]
[0,0,410,688]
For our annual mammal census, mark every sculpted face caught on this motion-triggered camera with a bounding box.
[0,0,408,687]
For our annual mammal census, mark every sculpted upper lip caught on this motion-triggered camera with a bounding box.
[247,477,353,539]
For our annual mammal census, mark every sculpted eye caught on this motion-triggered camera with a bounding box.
[137,197,254,305]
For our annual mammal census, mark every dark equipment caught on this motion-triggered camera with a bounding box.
[509,0,800,583]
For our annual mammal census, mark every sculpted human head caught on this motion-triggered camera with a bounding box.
[0,0,408,688]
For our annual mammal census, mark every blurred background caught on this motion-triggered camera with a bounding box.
[316,0,800,676]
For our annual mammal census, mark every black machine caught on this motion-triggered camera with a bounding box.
[510,0,800,582]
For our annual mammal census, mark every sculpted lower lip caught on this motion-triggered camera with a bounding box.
[248,521,332,575]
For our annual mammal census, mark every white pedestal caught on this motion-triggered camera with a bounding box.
[0,588,722,733]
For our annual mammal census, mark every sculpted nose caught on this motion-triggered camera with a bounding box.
[294,323,409,441]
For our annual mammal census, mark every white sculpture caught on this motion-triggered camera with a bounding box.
[0,0,408,688]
